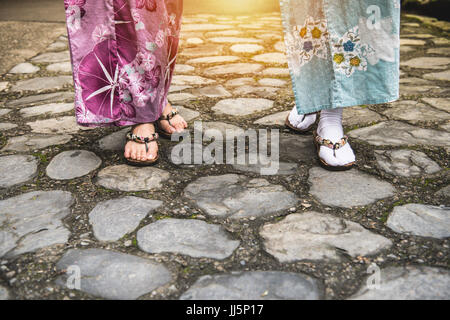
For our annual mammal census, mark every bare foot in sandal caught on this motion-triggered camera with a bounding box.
[157,103,188,137]
[124,123,159,162]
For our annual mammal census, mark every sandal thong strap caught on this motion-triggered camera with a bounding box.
[126,131,159,153]
[315,134,349,157]
[159,109,179,126]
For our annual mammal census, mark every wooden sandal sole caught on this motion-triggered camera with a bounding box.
[125,154,160,167]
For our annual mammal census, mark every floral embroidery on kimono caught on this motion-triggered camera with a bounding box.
[65,0,183,127]
[280,0,400,114]
[284,17,329,72]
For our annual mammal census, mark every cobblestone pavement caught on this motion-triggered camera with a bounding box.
[0,13,449,300]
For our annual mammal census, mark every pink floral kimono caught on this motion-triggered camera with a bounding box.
[64,0,183,127]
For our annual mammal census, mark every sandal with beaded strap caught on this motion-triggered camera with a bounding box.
[313,130,355,171]
[125,127,160,166]
[285,112,319,133]
[156,108,183,139]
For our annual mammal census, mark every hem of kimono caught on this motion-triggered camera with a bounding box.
[75,96,170,128]
[294,93,400,115]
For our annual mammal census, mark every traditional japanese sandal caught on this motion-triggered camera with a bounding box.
[124,128,160,166]
[313,130,355,171]
[156,108,183,139]
[285,112,319,133]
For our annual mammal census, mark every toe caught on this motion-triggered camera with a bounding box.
[131,149,137,160]
[139,149,146,161]
[124,145,131,159]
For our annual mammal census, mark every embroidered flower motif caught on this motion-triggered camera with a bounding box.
[299,27,307,38]
[284,16,329,70]
[64,0,86,33]
[303,41,313,52]
[331,26,369,77]
[343,40,355,52]
[333,53,345,64]
[155,30,165,48]
[135,0,157,12]
[350,57,361,67]
[131,9,145,31]
[311,27,322,39]
[92,24,111,43]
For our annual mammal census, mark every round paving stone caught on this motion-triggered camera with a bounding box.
[46,61,72,73]
[0,155,38,188]
[27,116,91,134]
[180,271,322,300]
[46,41,68,51]
[436,185,450,197]
[262,68,290,77]
[137,218,240,259]
[421,97,450,113]
[6,92,74,108]
[97,128,129,151]
[0,123,18,131]
[274,41,285,52]
[382,100,450,123]
[171,75,216,86]
[232,153,298,176]
[1,134,72,152]
[308,167,396,208]
[89,197,163,242]
[0,81,9,92]
[254,111,288,126]
[260,212,392,262]
[230,44,264,53]
[11,76,73,93]
[342,107,385,127]
[400,39,426,46]
[252,52,287,64]
[186,37,204,45]
[180,44,224,58]
[351,266,450,300]
[9,62,40,74]
[96,165,170,192]
[348,121,450,147]
[174,64,195,74]
[183,174,298,219]
[176,106,200,122]
[258,78,287,87]
[19,102,74,118]
[401,57,450,69]
[186,56,240,64]
[375,150,441,177]
[168,92,196,103]
[225,77,256,87]
[182,24,231,31]
[212,98,274,116]
[46,150,102,180]
[233,86,279,97]
[204,63,264,76]
[0,109,11,117]
[31,51,70,63]
[0,191,73,258]
[194,121,246,141]
[423,70,450,81]
[209,37,262,44]
[191,85,231,98]
[55,249,172,300]
[387,204,450,239]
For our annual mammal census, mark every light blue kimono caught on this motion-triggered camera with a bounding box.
[280,0,401,114]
